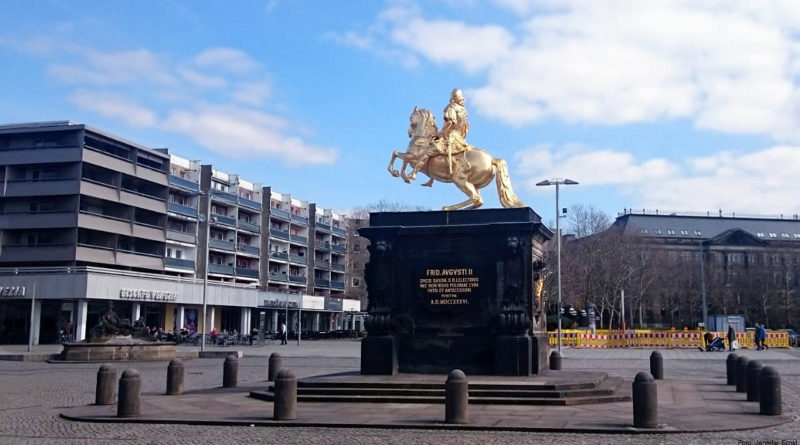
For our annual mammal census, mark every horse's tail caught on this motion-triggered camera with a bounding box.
[492,158,525,208]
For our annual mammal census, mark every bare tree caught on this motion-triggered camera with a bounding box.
[350,199,429,219]
[566,204,611,238]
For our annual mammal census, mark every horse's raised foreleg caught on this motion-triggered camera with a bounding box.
[388,152,401,177]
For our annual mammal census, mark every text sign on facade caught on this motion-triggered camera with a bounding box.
[262,299,299,309]
[418,268,480,306]
[0,286,26,297]
[119,289,177,302]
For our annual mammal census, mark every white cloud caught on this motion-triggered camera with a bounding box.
[232,81,271,106]
[162,105,338,165]
[50,48,177,87]
[517,144,800,214]
[348,1,800,143]
[194,47,258,73]
[69,90,157,127]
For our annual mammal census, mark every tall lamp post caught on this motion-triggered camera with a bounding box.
[200,191,211,352]
[536,178,578,356]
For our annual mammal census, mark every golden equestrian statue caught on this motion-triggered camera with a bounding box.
[388,88,526,210]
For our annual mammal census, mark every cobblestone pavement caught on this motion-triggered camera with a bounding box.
[0,342,797,445]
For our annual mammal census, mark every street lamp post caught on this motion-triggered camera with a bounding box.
[536,178,578,356]
[200,191,211,352]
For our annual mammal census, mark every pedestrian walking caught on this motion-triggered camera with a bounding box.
[727,325,736,351]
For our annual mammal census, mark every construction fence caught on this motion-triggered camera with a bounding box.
[546,329,791,349]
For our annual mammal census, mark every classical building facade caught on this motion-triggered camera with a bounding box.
[0,121,359,344]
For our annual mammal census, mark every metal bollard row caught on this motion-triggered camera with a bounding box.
[166,359,185,395]
[445,369,469,424]
[117,369,141,417]
[549,351,562,371]
[95,364,116,405]
[223,354,238,388]
[726,353,738,385]
[650,351,663,380]
[268,352,282,382]
[632,371,657,428]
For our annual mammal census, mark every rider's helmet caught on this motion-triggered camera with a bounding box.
[450,88,464,104]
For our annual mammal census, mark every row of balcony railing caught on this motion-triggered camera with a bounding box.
[209,188,263,211]
[208,238,260,255]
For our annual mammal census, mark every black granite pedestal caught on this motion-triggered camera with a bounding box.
[359,208,553,376]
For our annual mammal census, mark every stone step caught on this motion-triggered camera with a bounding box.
[250,376,629,406]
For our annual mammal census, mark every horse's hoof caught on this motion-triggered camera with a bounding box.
[403,177,411,184]
[389,170,399,177]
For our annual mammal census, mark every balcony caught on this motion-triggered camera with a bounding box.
[330,280,345,290]
[166,257,195,270]
[331,244,346,254]
[238,196,262,211]
[315,278,330,288]
[316,242,331,252]
[236,267,259,278]
[269,251,289,261]
[315,261,330,270]
[168,202,198,218]
[289,254,306,264]
[208,264,234,275]
[331,263,346,272]
[166,230,196,244]
[168,175,199,192]
[289,275,307,284]
[332,226,347,236]
[269,273,288,282]
[238,220,260,233]
[291,214,309,225]
[209,238,235,251]
[237,244,260,255]
[316,223,331,232]
[0,211,76,230]
[5,178,81,197]
[290,234,308,245]
[270,229,290,240]
[211,214,236,227]
[211,189,238,204]
[0,243,75,263]
[270,208,290,220]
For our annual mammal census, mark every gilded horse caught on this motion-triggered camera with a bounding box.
[387,107,525,210]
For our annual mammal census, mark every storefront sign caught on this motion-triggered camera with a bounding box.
[119,288,177,302]
[324,297,343,312]
[262,298,299,309]
[0,286,25,297]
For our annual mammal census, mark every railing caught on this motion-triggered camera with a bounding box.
[331,263,345,272]
[166,230,196,244]
[270,208,290,220]
[316,261,330,270]
[237,220,260,232]
[291,214,309,224]
[269,251,289,261]
[315,278,330,288]
[238,197,262,210]
[168,175,199,191]
[211,214,237,226]
[237,244,260,255]
[168,202,198,218]
[289,254,306,264]
[270,229,290,240]
[165,257,195,269]
[331,244,346,254]
[208,264,234,275]
[290,234,308,244]
[332,226,346,236]
[316,242,330,251]
[316,223,331,232]
[211,189,238,204]
[269,273,288,282]
[330,281,345,290]
[235,267,259,278]
[288,275,307,284]
[209,239,235,251]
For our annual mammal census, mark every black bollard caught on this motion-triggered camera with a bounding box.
[95,364,116,405]
[650,351,663,380]
[746,360,763,402]
[758,366,781,415]
[549,351,562,371]
[166,359,185,395]
[273,369,297,420]
[268,352,282,382]
[117,368,141,417]
[445,369,469,424]
[736,356,749,393]
[726,353,738,385]
[632,371,658,428]
[223,354,238,388]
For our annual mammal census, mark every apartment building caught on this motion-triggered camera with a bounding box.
[0,121,358,344]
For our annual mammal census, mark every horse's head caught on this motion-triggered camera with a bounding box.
[408,107,438,139]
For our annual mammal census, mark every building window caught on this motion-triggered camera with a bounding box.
[747,254,757,264]
[781,233,790,238]
[352,278,360,287]
[694,230,702,236]
[757,232,765,237]
[769,233,777,238]
[680,230,689,235]
[654,229,662,234]
[640,228,648,234]
[666,229,675,235]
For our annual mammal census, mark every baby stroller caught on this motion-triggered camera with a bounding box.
[700,336,725,352]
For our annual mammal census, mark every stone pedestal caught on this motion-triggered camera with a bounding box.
[359,208,552,376]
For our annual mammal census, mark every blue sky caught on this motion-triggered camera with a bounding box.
[2,0,800,222]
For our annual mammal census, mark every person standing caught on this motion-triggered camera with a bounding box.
[280,321,287,345]
[727,324,736,351]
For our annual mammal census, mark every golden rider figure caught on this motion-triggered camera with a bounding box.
[414,88,471,182]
